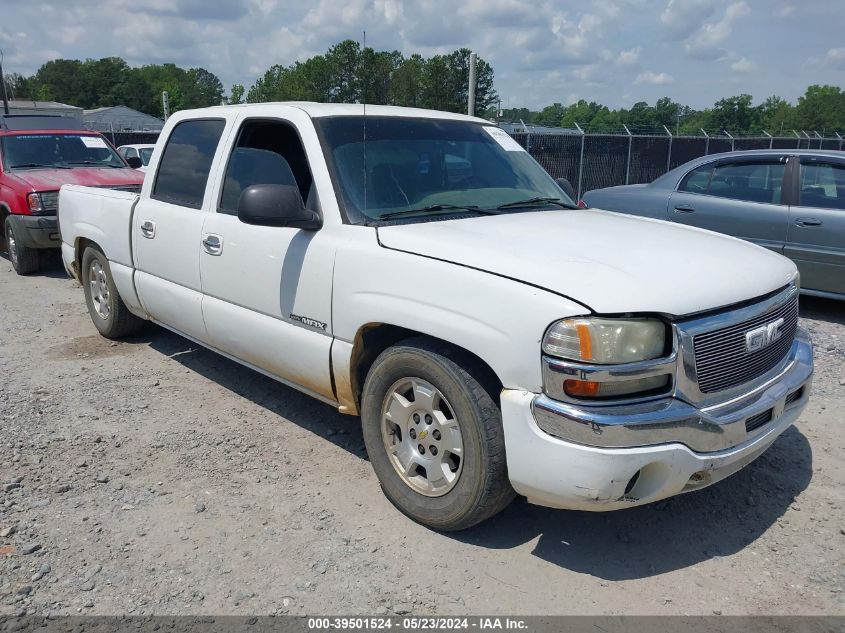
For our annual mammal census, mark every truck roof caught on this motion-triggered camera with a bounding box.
[0,114,88,132]
[198,102,492,124]
[0,129,106,137]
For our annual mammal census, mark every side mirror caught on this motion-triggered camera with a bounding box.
[555,177,576,201]
[237,184,322,230]
[126,156,143,169]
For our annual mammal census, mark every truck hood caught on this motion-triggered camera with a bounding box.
[376,209,797,317]
[6,167,144,192]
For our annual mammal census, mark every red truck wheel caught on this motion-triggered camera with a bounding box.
[4,218,40,275]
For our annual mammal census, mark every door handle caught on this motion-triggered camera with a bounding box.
[794,217,822,227]
[140,220,156,238]
[202,234,223,255]
[673,205,695,213]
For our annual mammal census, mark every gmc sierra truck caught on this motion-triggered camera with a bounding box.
[1,114,145,274]
[58,103,813,530]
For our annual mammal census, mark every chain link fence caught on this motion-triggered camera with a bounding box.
[509,130,845,199]
[82,118,161,148]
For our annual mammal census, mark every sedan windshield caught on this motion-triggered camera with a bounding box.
[315,116,573,224]
[1,133,125,170]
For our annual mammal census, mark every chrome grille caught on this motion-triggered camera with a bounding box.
[39,190,59,212]
[745,408,773,433]
[693,293,798,393]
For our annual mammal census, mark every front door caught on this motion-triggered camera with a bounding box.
[667,157,789,254]
[785,157,845,296]
[199,113,336,402]
[133,118,228,341]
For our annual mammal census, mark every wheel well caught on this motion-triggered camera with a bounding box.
[349,324,504,411]
[74,237,102,278]
[0,204,9,246]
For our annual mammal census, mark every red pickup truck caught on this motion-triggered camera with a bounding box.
[0,115,145,274]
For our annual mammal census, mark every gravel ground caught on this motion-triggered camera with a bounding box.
[1,253,843,616]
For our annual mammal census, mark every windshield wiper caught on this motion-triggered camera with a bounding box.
[9,163,70,170]
[497,196,578,210]
[374,204,500,221]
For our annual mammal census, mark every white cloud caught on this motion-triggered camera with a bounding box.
[660,0,717,38]
[683,1,751,59]
[730,56,757,73]
[635,71,674,85]
[615,46,641,66]
[0,0,843,113]
[827,47,845,69]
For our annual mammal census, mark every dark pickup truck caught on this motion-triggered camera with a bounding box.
[0,114,145,274]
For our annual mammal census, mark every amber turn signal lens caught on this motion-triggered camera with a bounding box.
[563,379,601,397]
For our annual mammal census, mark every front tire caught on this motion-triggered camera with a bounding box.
[81,246,144,339]
[5,217,40,275]
[361,338,515,531]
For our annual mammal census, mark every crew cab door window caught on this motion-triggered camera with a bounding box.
[152,119,226,209]
[218,119,313,215]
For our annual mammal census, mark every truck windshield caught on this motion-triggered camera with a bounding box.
[1,133,125,170]
[139,147,154,165]
[315,116,573,224]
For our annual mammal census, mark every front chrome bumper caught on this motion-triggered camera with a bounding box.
[532,326,813,453]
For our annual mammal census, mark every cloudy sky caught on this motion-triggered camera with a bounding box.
[1,0,843,109]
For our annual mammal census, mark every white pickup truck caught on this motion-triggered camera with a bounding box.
[58,103,813,530]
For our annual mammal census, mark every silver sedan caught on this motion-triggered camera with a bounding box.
[582,149,845,300]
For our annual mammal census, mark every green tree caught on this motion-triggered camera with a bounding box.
[707,94,755,133]
[185,67,224,108]
[756,95,795,134]
[390,54,424,107]
[794,85,845,132]
[536,103,566,126]
[228,84,245,104]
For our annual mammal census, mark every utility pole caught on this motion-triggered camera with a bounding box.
[0,49,10,116]
[162,91,170,121]
[467,52,477,116]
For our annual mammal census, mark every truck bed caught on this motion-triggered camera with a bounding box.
[59,184,139,270]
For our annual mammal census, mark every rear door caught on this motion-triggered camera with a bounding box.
[785,156,845,296]
[667,156,789,254]
[133,117,230,341]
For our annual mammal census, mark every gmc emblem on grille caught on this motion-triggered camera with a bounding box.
[745,317,785,353]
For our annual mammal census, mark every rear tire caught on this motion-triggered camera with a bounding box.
[5,217,40,275]
[81,246,145,339]
[361,338,515,531]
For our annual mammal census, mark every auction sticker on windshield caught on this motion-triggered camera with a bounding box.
[79,136,109,149]
[483,126,526,152]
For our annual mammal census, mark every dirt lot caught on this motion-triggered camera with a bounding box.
[1,253,843,617]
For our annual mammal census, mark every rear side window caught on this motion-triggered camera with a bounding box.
[152,119,225,209]
[800,162,845,210]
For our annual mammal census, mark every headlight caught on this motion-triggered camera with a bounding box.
[26,193,44,213]
[542,317,667,364]
[542,317,673,401]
